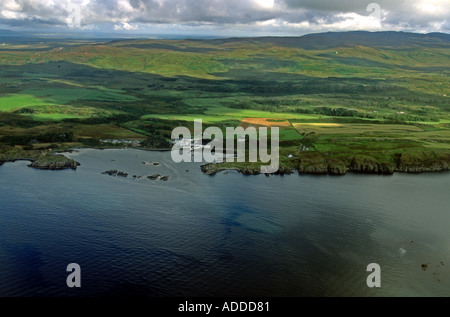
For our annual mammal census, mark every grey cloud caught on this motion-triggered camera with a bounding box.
[281,0,370,13]
[0,0,447,34]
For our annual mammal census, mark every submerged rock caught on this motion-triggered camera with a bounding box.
[102,169,118,176]
[142,161,160,166]
[102,170,128,177]
[147,174,169,181]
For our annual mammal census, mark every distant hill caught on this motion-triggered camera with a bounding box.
[202,31,450,49]
[203,31,450,50]
[290,31,450,49]
[0,29,448,49]
[0,29,19,37]
[0,29,30,42]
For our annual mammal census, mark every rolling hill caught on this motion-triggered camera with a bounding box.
[0,31,448,174]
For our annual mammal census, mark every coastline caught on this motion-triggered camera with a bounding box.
[200,151,450,176]
[0,154,80,170]
[200,162,450,176]
[0,144,172,171]
[1,145,449,176]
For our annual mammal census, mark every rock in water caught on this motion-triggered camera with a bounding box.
[143,161,160,166]
[102,169,118,176]
[28,155,80,170]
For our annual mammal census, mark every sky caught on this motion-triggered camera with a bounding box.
[0,0,449,37]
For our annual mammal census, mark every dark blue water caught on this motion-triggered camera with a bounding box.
[0,148,449,296]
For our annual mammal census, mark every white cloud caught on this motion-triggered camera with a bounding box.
[415,0,449,16]
[114,21,139,30]
[3,0,21,12]
[1,9,26,20]
[254,0,275,9]
[117,0,135,13]
[331,12,382,30]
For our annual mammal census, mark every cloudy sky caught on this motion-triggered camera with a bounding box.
[0,0,448,37]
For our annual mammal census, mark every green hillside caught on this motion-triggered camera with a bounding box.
[0,31,448,174]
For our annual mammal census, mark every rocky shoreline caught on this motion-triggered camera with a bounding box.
[1,147,449,177]
[101,169,170,181]
[0,154,80,170]
[201,152,450,176]
[298,152,450,176]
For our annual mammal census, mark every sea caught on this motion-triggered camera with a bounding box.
[0,148,448,297]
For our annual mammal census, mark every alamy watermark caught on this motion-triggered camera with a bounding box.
[366,263,381,288]
[367,3,382,24]
[171,119,279,173]
[66,263,81,288]
[66,0,90,28]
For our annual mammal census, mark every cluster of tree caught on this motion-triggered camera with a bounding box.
[225,101,278,112]
[294,107,439,122]
[225,100,439,122]
[137,121,174,133]
[78,138,101,147]
[140,133,171,149]
[0,113,41,128]
[1,131,74,145]
[296,107,358,117]
[14,107,35,114]
[63,113,140,124]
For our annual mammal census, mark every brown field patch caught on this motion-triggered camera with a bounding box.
[240,117,291,128]
[293,123,424,135]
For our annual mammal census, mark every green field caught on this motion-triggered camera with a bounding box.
[0,94,49,111]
